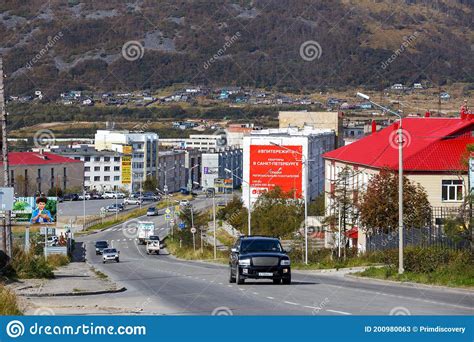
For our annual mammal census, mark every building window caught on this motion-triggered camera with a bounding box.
[104,176,110,181]
[114,166,120,171]
[94,166,100,172]
[84,156,90,162]
[85,176,90,181]
[114,157,120,162]
[442,180,463,202]
[104,166,110,172]
[95,157,100,162]
[94,176,100,182]
[104,157,110,162]
[84,166,90,172]
[74,157,80,160]
[114,176,120,181]
[63,167,67,190]
[50,168,54,189]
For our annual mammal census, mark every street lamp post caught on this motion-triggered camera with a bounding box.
[269,142,310,265]
[357,92,404,274]
[225,168,251,236]
[188,164,199,193]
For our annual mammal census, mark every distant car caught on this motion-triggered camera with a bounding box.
[102,192,115,199]
[146,238,160,255]
[95,240,109,255]
[78,193,91,200]
[102,248,120,263]
[63,193,79,201]
[90,193,103,200]
[143,192,160,201]
[217,200,226,207]
[179,200,190,207]
[124,197,142,205]
[105,204,124,212]
[146,207,159,216]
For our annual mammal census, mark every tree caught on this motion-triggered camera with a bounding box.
[359,168,431,235]
[251,187,304,238]
[143,176,158,192]
[216,196,247,233]
[176,206,208,248]
[308,194,325,216]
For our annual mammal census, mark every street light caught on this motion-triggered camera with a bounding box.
[133,171,152,209]
[269,142,310,265]
[357,92,404,274]
[225,168,251,236]
[188,164,199,193]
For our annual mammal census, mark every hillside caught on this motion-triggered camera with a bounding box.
[0,0,472,98]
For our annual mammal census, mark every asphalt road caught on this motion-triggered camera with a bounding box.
[76,196,474,316]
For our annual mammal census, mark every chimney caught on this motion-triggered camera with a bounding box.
[371,120,377,134]
[424,111,430,118]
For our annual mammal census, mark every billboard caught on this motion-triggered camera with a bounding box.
[121,155,132,184]
[122,145,132,155]
[249,145,303,198]
[12,196,57,226]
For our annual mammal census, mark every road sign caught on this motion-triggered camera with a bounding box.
[175,205,180,212]
[0,187,14,211]
[190,227,197,234]
[170,219,175,225]
[40,227,56,235]
[165,208,171,214]
[164,185,168,193]
[165,214,172,221]
[178,223,186,229]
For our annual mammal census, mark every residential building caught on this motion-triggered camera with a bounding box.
[159,134,226,151]
[242,126,335,207]
[158,150,186,193]
[0,152,84,196]
[225,123,263,148]
[201,148,243,192]
[184,149,202,190]
[323,112,474,251]
[94,130,159,192]
[278,111,344,147]
[50,145,125,192]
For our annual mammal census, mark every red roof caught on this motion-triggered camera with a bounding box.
[1,152,81,166]
[323,117,474,172]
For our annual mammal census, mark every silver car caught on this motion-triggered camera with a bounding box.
[102,248,120,263]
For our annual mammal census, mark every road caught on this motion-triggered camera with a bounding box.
[76,196,474,316]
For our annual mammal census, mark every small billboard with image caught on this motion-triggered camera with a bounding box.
[13,195,57,226]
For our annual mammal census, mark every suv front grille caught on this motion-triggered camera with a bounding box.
[252,257,279,266]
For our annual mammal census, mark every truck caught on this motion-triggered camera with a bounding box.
[146,235,160,255]
[137,221,155,245]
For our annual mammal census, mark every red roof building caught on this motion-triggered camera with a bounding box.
[0,152,84,196]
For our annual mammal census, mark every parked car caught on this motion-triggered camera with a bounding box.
[95,240,109,255]
[102,248,120,263]
[102,192,115,199]
[143,192,160,201]
[90,193,103,200]
[63,193,79,201]
[229,236,291,285]
[78,193,91,200]
[124,197,142,205]
[179,199,190,207]
[105,204,124,212]
[146,207,159,216]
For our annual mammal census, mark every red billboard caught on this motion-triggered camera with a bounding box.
[249,145,303,198]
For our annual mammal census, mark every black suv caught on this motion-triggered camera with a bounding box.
[229,236,291,285]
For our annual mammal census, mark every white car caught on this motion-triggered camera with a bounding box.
[78,193,91,200]
[102,248,120,263]
[102,192,115,199]
[179,200,190,207]
[124,197,142,205]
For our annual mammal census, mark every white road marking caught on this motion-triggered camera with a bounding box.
[303,306,320,310]
[266,296,274,300]
[284,301,299,306]
[326,309,352,315]
[252,292,259,295]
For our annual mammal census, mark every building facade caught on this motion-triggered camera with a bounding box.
[242,126,335,207]
[201,148,243,192]
[158,150,186,193]
[1,152,84,196]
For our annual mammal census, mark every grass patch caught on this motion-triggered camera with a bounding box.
[0,285,22,315]
[215,228,236,248]
[8,246,55,279]
[166,237,228,264]
[46,254,70,268]
[80,207,150,234]
[90,267,108,279]
[290,248,383,270]
[354,247,474,288]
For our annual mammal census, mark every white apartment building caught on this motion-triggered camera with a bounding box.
[159,134,226,151]
[95,130,159,192]
[242,126,335,207]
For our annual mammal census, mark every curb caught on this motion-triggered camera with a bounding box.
[22,286,127,298]
[345,274,474,294]
[292,265,384,274]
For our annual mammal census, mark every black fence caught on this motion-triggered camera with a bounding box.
[366,206,471,252]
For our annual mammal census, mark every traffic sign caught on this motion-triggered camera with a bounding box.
[190,227,197,234]
[165,214,172,221]
[178,223,186,229]
[170,219,175,225]
[165,208,171,214]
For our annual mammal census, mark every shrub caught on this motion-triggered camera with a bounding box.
[10,246,54,279]
[47,254,70,268]
[0,285,22,315]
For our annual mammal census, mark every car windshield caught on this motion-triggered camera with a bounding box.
[96,241,108,247]
[240,239,282,253]
[149,236,159,240]
[148,208,156,211]
[103,249,116,253]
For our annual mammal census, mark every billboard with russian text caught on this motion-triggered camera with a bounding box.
[249,145,303,199]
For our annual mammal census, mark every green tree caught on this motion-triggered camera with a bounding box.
[177,206,208,248]
[143,176,158,192]
[308,194,325,216]
[359,168,431,235]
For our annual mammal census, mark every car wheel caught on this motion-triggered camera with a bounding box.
[236,268,244,285]
[282,276,291,285]
[157,250,159,255]
[116,258,120,263]
[229,268,236,283]
[102,260,105,264]
[273,278,281,285]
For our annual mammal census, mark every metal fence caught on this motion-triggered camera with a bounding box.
[366,206,471,252]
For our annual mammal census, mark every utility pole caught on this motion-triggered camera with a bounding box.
[0,57,11,257]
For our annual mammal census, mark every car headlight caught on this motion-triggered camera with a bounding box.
[239,258,251,266]
[280,259,291,266]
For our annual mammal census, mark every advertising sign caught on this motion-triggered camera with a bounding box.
[470,156,474,194]
[121,155,132,184]
[0,187,14,211]
[249,145,303,198]
[13,196,57,226]
[122,145,132,155]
